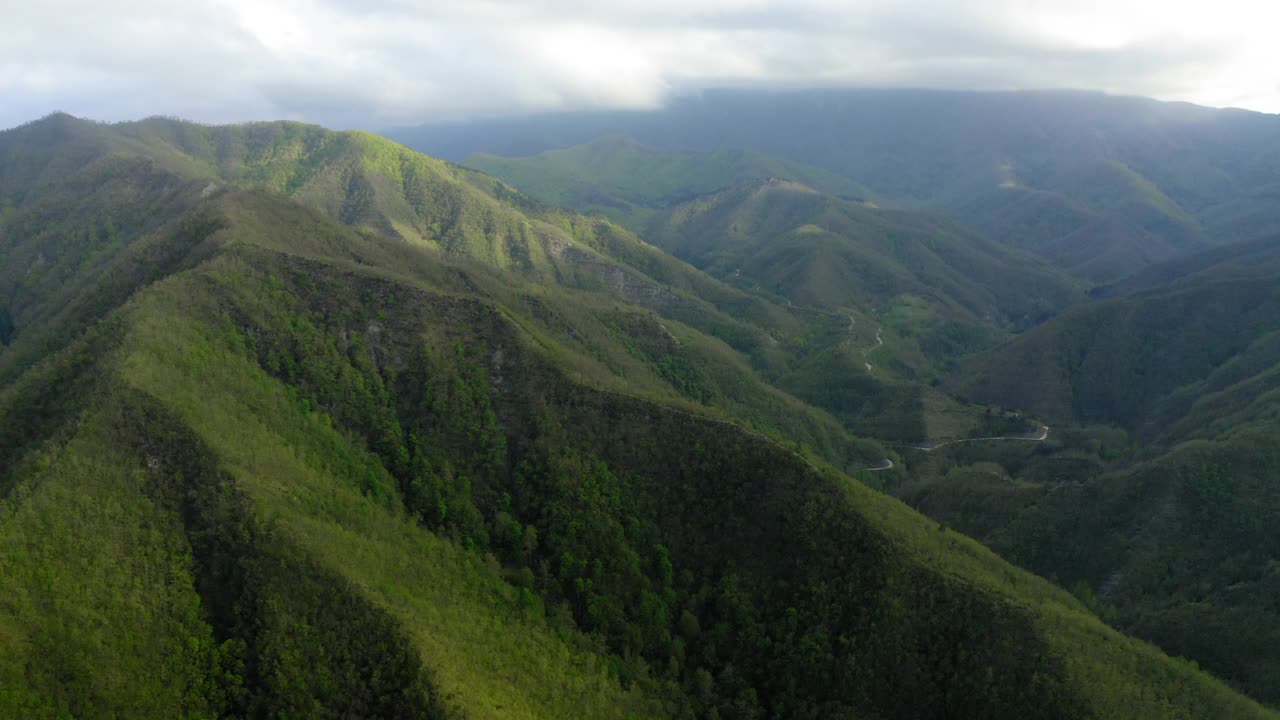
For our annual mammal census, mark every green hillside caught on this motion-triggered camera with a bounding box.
[465,142,1091,439]
[895,421,1280,706]
[643,178,1080,363]
[0,113,967,447]
[1098,231,1280,297]
[907,233,1280,704]
[1200,184,1280,244]
[417,90,1280,709]
[395,89,1280,281]
[953,275,1280,434]
[1,113,1275,718]
[956,173,1207,284]
[464,135,872,231]
[633,178,1085,442]
[0,114,821,436]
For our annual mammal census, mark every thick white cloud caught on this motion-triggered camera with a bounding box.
[2,0,1277,129]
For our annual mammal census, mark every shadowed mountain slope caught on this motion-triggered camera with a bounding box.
[1,113,1275,718]
[394,88,1280,280]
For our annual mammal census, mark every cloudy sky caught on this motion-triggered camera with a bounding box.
[3,0,1278,130]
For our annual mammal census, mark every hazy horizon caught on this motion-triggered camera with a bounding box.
[5,1,1279,131]
[8,84,1279,137]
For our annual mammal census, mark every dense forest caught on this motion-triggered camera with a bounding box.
[396,89,1280,281]
[400,90,1280,711]
[2,107,1279,718]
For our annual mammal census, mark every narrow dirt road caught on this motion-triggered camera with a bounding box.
[842,312,1046,466]
[909,423,1050,452]
[864,328,883,371]
[845,314,884,372]
[859,410,1047,470]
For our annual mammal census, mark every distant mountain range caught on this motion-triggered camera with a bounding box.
[395,89,1280,708]
[394,88,1280,282]
[465,134,874,230]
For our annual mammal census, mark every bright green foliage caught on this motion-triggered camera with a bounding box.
[1,112,1278,720]
[0,112,983,449]
[0,420,227,720]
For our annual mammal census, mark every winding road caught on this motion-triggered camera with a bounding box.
[908,423,1050,452]
[845,314,884,372]
[842,312,1049,470]
[861,457,894,472]
[861,424,1049,472]
[864,328,883,371]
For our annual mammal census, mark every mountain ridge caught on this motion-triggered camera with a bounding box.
[2,112,1277,718]
[395,88,1280,281]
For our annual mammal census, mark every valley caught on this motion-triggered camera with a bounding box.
[401,89,1280,711]
[906,423,1050,452]
[5,89,1280,718]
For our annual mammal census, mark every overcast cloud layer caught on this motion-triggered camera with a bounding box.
[3,0,1278,130]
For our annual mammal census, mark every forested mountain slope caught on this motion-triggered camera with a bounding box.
[953,273,1280,438]
[1098,231,1280,297]
[0,113,879,455]
[462,138,1089,436]
[464,135,872,232]
[0,114,1274,718]
[910,228,1280,705]
[392,87,1280,712]
[395,88,1280,281]
[899,428,1280,706]
[0,113,1042,449]
[639,177,1081,406]
[643,178,1077,331]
